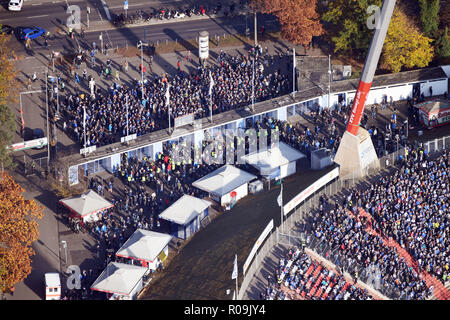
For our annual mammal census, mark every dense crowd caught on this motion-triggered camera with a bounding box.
[261,247,373,300]
[353,149,449,284]
[307,194,431,300]
[59,47,290,147]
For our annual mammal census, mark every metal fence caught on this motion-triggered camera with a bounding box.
[238,135,449,300]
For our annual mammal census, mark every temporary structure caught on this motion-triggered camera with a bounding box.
[240,142,305,179]
[192,165,257,207]
[415,98,450,128]
[159,194,212,239]
[59,189,113,223]
[116,229,173,270]
[90,262,148,300]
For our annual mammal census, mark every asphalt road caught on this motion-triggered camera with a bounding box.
[7,13,278,55]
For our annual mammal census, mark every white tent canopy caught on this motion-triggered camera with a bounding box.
[91,262,147,296]
[116,229,173,263]
[192,165,257,197]
[159,194,212,225]
[240,142,305,172]
[59,189,113,218]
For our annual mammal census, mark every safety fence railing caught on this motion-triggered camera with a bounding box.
[238,136,449,300]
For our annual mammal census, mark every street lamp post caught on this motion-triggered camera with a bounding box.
[137,41,149,101]
[60,240,67,264]
[45,71,50,170]
[251,55,255,111]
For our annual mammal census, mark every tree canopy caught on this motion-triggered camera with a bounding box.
[0,25,17,169]
[418,0,440,38]
[436,27,450,58]
[321,0,382,55]
[0,172,43,294]
[382,8,434,73]
[251,0,324,46]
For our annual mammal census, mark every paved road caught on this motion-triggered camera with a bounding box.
[6,13,278,56]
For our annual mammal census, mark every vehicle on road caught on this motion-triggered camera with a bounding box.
[18,26,46,40]
[32,128,45,149]
[45,273,61,300]
[0,25,14,35]
[8,0,23,11]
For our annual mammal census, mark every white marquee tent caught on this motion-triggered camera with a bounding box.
[240,142,305,180]
[116,229,173,270]
[59,189,114,223]
[192,165,257,207]
[90,262,148,300]
[159,194,212,239]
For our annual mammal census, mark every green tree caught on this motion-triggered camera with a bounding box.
[321,0,382,55]
[418,0,440,38]
[251,0,324,47]
[435,27,450,58]
[0,25,18,169]
[382,9,434,73]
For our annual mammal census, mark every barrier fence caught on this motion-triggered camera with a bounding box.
[237,135,449,300]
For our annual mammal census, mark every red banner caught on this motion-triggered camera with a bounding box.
[346,81,373,136]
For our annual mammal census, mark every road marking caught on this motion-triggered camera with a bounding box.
[97,8,103,21]
[27,14,49,18]
[101,0,111,21]
[31,3,42,5]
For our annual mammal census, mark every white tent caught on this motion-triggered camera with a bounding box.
[240,142,305,179]
[90,262,148,300]
[192,165,257,207]
[116,229,173,270]
[59,189,113,223]
[159,194,212,239]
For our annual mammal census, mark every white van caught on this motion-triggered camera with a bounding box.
[45,273,61,300]
[8,0,23,11]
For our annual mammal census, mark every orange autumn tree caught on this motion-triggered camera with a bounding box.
[251,0,324,47]
[0,172,43,294]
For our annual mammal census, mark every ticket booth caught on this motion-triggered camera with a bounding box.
[45,273,61,300]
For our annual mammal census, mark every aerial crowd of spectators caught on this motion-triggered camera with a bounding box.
[261,246,373,300]
[355,148,449,284]
[58,47,290,148]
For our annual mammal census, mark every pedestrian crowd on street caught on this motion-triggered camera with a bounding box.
[58,47,290,148]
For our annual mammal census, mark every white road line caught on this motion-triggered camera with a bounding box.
[27,14,49,18]
[31,3,42,5]
[97,8,103,21]
[101,0,111,21]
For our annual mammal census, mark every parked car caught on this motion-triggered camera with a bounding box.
[32,128,45,149]
[18,26,46,40]
[8,0,23,11]
[0,25,14,35]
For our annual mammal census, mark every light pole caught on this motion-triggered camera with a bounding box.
[254,11,257,47]
[251,55,255,112]
[292,47,296,94]
[83,105,87,152]
[45,71,50,170]
[60,240,67,265]
[87,7,90,28]
[137,40,149,101]
[126,95,129,137]
[328,54,331,110]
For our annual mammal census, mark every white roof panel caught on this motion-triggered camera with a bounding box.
[159,194,212,225]
[116,229,173,262]
[192,165,257,197]
[241,142,305,171]
[45,273,60,287]
[60,189,113,217]
[91,262,147,296]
